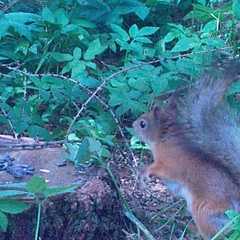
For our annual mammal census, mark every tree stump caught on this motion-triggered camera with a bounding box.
[0,141,129,240]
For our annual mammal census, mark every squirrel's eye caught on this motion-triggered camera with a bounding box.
[140,120,146,128]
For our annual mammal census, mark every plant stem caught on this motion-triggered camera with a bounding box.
[35,203,42,240]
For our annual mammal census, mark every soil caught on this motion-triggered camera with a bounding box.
[0,136,200,240]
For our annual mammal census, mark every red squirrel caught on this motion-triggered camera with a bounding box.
[133,67,240,239]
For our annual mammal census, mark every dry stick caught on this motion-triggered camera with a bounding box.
[0,107,17,138]
[0,139,82,149]
[0,73,16,79]
[1,0,20,13]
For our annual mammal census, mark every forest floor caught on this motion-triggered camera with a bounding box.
[0,136,199,240]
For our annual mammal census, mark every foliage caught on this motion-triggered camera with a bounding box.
[0,177,76,238]
[0,0,240,238]
[0,182,30,232]
[225,210,240,240]
[211,211,240,240]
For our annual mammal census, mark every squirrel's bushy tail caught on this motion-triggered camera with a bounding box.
[181,61,240,171]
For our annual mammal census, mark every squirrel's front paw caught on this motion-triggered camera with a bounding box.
[136,166,151,189]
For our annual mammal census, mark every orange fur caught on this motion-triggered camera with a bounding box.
[133,98,240,239]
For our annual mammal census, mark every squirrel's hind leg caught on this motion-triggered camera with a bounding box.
[192,200,232,240]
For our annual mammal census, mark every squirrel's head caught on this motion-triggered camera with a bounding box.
[132,100,179,148]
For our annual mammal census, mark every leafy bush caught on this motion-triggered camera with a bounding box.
[0,0,239,173]
[0,177,75,239]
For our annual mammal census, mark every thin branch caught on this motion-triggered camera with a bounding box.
[1,0,20,13]
[0,107,17,138]
[0,138,82,150]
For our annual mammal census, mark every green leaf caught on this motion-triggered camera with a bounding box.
[130,136,149,150]
[233,0,240,19]
[129,24,138,39]
[84,38,106,60]
[12,121,29,134]
[87,137,102,153]
[228,82,240,95]
[29,76,44,88]
[101,147,111,158]
[151,75,169,95]
[0,190,27,197]
[73,47,82,59]
[163,32,176,43]
[129,42,142,53]
[41,76,64,86]
[71,61,86,77]
[0,210,8,231]
[0,20,10,37]
[201,20,217,34]
[50,52,73,62]
[0,56,8,61]
[10,22,32,41]
[75,137,90,163]
[43,185,76,197]
[192,3,213,13]
[201,37,225,48]
[111,24,130,41]
[196,0,206,5]
[77,19,96,28]
[76,74,99,87]
[0,199,30,214]
[62,24,78,33]
[61,61,76,74]
[42,8,55,23]
[26,176,47,194]
[115,39,130,51]
[171,37,196,52]
[0,182,27,188]
[135,37,152,43]
[134,5,150,20]
[27,125,52,140]
[5,12,40,23]
[54,8,69,26]
[61,59,86,76]
[138,26,159,36]
[225,210,240,219]
[85,61,96,69]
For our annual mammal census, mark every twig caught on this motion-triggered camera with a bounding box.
[0,73,16,79]
[1,0,20,13]
[0,107,17,138]
[0,139,81,150]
